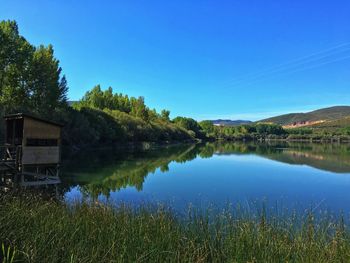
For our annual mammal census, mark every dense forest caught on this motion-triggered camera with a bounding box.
[1,20,349,147]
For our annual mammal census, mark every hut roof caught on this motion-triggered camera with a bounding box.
[4,113,64,127]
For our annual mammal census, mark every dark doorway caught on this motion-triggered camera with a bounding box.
[6,119,24,145]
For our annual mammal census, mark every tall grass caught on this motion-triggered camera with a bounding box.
[1,195,350,262]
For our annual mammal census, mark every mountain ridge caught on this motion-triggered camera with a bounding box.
[258,106,350,126]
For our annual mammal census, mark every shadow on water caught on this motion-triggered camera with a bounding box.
[58,141,350,200]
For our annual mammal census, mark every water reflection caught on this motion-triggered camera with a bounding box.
[211,142,350,173]
[61,142,350,199]
[61,144,200,198]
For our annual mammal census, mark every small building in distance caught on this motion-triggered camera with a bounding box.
[1,113,63,186]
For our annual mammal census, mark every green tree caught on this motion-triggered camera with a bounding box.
[342,127,350,135]
[160,109,170,122]
[255,123,285,135]
[173,116,203,138]
[130,96,149,121]
[199,120,214,134]
[0,20,67,116]
[29,44,68,116]
[0,20,34,112]
[80,85,104,109]
[102,86,114,110]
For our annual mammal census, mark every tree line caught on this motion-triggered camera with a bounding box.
[74,85,171,122]
[1,20,349,146]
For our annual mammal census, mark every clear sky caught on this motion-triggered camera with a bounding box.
[1,0,350,120]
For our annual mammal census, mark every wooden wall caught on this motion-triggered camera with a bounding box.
[21,146,60,165]
[23,117,61,145]
[21,117,62,165]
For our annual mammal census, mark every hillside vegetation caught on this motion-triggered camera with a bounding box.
[304,116,350,135]
[260,106,350,125]
[310,116,350,128]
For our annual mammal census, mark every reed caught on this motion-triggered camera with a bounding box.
[1,195,350,263]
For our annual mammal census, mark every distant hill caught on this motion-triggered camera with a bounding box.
[259,106,350,127]
[210,119,252,126]
[67,101,78,106]
[308,116,350,131]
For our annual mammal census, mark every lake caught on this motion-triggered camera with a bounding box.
[60,142,350,214]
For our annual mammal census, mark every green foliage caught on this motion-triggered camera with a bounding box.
[29,45,68,116]
[0,20,34,112]
[2,196,350,262]
[286,127,313,135]
[199,120,214,134]
[69,86,193,144]
[160,109,170,122]
[62,107,192,145]
[76,85,156,122]
[173,117,200,131]
[173,116,204,138]
[342,126,350,135]
[206,123,287,141]
[1,243,16,263]
[255,123,286,135]
[0,20,67,117]
[130,96,149,121]
[75,85,133,113]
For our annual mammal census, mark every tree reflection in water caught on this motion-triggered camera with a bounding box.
[61,142,350,199]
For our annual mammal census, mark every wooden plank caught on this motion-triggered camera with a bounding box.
[22,172,59,180]
[0,162,16,171]
[22,146,60,165]
[23,117,61,140]
[20,179,61,187]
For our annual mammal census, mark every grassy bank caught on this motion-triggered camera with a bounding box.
[1,196,350,262]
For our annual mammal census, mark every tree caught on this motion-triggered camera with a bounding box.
[173,116,203,138]
[255,123,285,135]
[342,127,350,135]
[0,20,34,112]
[80,85,104,109]
[130,96,149,121]
[199,120,214,133]
[160,109,170,122]
[29,44,68,116]
[0,20,68,116]
[102,86,114,110]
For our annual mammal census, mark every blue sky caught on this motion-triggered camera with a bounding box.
[1,0,350,120]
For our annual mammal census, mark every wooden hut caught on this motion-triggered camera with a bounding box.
[1,113,63,185]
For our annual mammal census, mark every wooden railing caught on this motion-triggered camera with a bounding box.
[0,145,61,187]
[0,145,22,171]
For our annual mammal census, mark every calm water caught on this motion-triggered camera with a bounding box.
[61,142,350,213]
